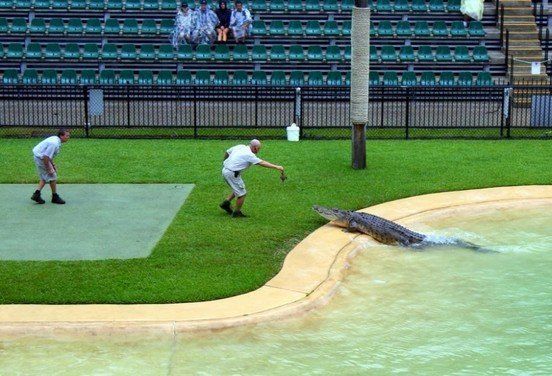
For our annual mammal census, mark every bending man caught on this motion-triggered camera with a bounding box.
[220,139,284,217]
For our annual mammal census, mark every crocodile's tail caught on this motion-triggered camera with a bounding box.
[451,239,499,254]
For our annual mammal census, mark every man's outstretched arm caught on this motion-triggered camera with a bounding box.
[258,160,284,172]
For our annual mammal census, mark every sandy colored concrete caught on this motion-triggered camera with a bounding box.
[0,185,550,335]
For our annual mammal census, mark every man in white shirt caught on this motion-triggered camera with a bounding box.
[220,139,284,217]
[31,129,70,205]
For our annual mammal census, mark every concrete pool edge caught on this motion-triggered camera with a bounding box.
[0,185,551,336]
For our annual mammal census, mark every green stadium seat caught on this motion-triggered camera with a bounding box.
[325,45,341,62]
[370,21,376,37]
[432,20,448,37]
[289,70,304,86]
[80,70,97,84]
[137,70,154,85]
[7,43,24,58]
[175,70,192,85]
[308,71,324,85]
[341,0,353,11]
[457,71,473,86]
[34,0,50,7]
[44,43,62,58]
[345,71,351,86]
[323,0,338,11]
[83,43,99,59]
[63,43,80,59]
[60,70,78,85]
[326,71,342,86]
[177,44,193,59]
[370,45,378,61]
[288,45,304,61]
[323,20,339,36]
[450,21,467,36]
[376,0,392,12]
[122,19,139,35]
[435,46,452,62]
[342,20,351,35]
[428,0,444,11]
[287,20,303,36]
[22,69,39,84]
[473,46,489,62]
[468,21,485,37]
[125,0,141,10]
[119,70,135,85]
[101,43,118,59]
[251,20,267,36]
[159,19,173,34]
[157,44,174,59]
[417,45,433,61]
[305,20,321,35]
[269,20,285,35]
[232,71,248,85]
[160,0,174,9]
[420,71,436,85]
[48,18,65,34]
[369,71,380,85]
[401,71,417,86]
[454,45,470,62]
[213,70,229,85]
[447,0,460,12]
[476,71,493,85]
[0,0,12,8]
[399,46,415,62]
[396,21,412,37]
[30,18,47,34]
[411,0,427,11]
[414,21,430,37]
[250,0,267,11]
[344,46,351,60]
[89,0,105,9]
[2,70,20,84]
[86,19,103,34]
[251,71,268,85]
[156,70,173,85]
[195,70,211,85]
[71,0,87,9]
[270,0,285,11]
[139,44,155,60]
[0,18,8,33]
[10,18,27,34]
[195,44,212,60]
[305,0,319,11]
[307,45,323,61]
[120,44,137,59]
[51,0,68,8]
[270,70,287,85]
[382,71,399,86]
[377,21,393,37]
[141,19,158,34]
[287,0,302,11]
[41,69,58,85]
[66,18,84,34]
[380,45,397,62]
[26,43,42,58]
[214,44,230,60]
[251,45,267,61]
[393,0,409,11]
[0,44,4,59]
[104,19,121,34]
[16,0,31,7]
[270,45,286,61]
[143,0,159,9]
[438,71,455,86]
[232,44,248,61]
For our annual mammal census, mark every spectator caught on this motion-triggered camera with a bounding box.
[191,0,219,45]
[215,0,232,43]
[230,0,252,44]
[460,0,484,26]
[171,1,193,48]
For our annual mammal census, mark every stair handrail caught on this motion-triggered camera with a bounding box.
[499,3,505,47]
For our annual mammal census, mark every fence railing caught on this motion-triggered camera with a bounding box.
[1,83,552,140]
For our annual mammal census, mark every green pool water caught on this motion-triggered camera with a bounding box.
[1,202,551,375]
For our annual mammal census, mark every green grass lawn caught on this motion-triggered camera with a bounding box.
[0,139,551,304]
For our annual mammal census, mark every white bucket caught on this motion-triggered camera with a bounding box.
[286,123,300,141]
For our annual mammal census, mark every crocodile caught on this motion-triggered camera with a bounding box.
[313,205,495,253]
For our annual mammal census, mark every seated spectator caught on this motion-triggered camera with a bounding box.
[230,0,252,44]
[215,0,232,43]
[192,0,220,46]
[461,0,484,26]
[171,2,193,47]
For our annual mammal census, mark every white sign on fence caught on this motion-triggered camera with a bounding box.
[531,62,541,75]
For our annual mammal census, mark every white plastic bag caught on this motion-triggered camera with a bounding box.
[461,0,484,21]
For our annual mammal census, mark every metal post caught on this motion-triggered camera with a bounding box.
[254,86,258,127]
[83,86,89,137]
[294,87,302,138]
[405,87,410,140]
[505,29,510,74]
[193,86,198,138]
[509,55,514,84]
[126,86,130,128]
[506,87,512,138]
[500,5,504,46]
[495,0,499,26]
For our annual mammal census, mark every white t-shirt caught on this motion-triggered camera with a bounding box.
[32,136,62,159]
[223,144,262,171]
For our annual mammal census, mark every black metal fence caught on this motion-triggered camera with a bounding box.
[1,84,552,140]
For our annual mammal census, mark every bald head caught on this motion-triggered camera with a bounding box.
[249,139,262,154]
